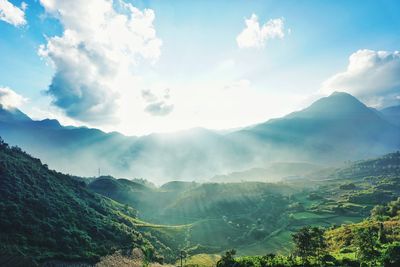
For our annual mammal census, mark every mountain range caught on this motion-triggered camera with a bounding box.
[0,92,399,183]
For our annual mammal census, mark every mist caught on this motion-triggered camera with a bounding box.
[1,91,399,186]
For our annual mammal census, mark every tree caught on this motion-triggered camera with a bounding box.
[217,249,237,267]
[292,226,327,265]
[310,227,327,264]
[378,222,387,244]
[292,226,313,264]
[388,198,400,217]
[261,253,276,267]
[371,205,388,219]
[353,226,380,266]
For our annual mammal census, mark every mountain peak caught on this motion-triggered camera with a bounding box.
[0,106,31,123]
[287,91,371,119]
[330,91,353,97]
[316,91,364,107]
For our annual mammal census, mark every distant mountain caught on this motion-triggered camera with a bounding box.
[232,92,400,163]
[0,139,172,265]
[380,105,400,126]
[0,108,249,181]
[0,106,30,122]
[0,106,134,178]
[0,92,399,182]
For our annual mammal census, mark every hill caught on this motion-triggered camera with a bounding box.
[184,153,400,266]
[89,151,400,258]
[212,198,400,267]
[89,178,300,254]
[0,138,175,266]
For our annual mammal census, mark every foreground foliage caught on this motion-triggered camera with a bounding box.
[215,198,400,267]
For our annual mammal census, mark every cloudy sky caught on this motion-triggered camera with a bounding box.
[0,0,399,135]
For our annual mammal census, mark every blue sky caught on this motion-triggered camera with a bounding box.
[0,0,400,135]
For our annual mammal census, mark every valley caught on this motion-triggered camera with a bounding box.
[86,152,400,258]
[0,92,399,266]
[1,1,400,265]
[1,134,399,266]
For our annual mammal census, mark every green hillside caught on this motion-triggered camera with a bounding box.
[213,198,400,267]
[88,151,400,261]
[89,178,303,254]
[2,131,399,266]
[0,138,176,266]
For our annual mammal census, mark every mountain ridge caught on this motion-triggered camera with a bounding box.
[380,105,400,126]
[0,92,399,182]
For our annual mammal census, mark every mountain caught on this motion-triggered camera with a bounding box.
[0,92,399,182]
[380,105,400,126]
[0,139,174,265]
[0,106,30,122]
[232,92,400,163]
[0,106,134,178]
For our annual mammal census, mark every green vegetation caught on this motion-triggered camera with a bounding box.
[86,151,400,259]
[0,138,175,266]
[214,198,400,266]
[178,253,221,267]
[1,129,400,266]
[292,226,326,265]
[89,178,299,254]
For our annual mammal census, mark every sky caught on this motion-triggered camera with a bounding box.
[0,0,399,135]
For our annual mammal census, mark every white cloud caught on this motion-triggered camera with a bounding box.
[38,0,162,123]
[142,88,174,116]
[236,14,285,48]
[0,87,26,109]
[322,49,400,108]
[0,0,27,27]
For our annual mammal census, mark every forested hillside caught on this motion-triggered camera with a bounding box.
[0,138,174,266]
